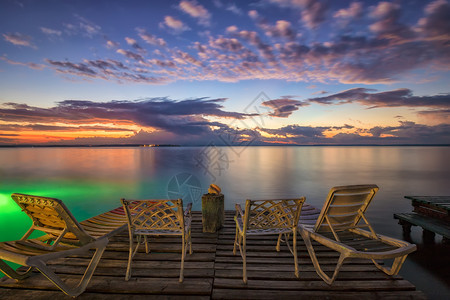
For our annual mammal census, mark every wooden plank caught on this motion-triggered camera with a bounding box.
[46,258,214,269]
[214,263,382,272]
[0,289,210,300]
[212,289,427,300]
[213,278,417,291]
[23,265,213,278]
[0,276,213,295]
[214,269,398,280]
[394,212,450,238]
[214,256,373,264]
[70,251,216,261]
[405,196,450,210]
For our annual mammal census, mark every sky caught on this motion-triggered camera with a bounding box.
[0,0,449,145]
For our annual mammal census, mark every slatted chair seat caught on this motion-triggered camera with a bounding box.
[0,193,127,297]
[233,198,305,283]
[121,198,192,282]
[298,185,416,285]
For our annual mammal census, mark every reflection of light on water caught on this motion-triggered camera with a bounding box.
[0,193,10,207]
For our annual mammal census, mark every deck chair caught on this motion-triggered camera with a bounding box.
[298,185,416,285]
[121,199,192,282]
[0,193,127,297]
[233,198,305,283]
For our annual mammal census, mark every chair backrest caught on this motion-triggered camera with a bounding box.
[121,199,185,232]
[313,185,379,233]
[243,198,305,232]
[11,193,95,245]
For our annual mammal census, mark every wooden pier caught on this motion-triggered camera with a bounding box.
[0,209,426,299]
[394,196,450,243]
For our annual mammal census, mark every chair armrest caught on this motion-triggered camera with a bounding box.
[235,203,244,219]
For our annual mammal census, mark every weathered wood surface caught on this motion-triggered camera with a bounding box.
[404,196,450,211]
[394,212,450,239]
[202,194,225,233]
[0,209,427,299]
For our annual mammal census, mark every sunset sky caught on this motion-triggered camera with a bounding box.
[0,0,449,145]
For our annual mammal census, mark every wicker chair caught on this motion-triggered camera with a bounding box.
[233,198,305,283]
[298,185,417,284]
[121,199,192,282]
[0,193,127,297]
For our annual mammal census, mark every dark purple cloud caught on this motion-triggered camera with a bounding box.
[259,122,449,145]
[0,123,134,132]
[45,59,99,77]
[418,0,450,39]
[261,98,309,117]
[369,2,415,41]
[0,98,256,136]
[308,88,450,109]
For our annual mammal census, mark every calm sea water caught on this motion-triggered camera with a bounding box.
[0,146,449,298]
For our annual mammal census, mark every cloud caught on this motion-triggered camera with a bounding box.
[160,16,190,33]
[268,0,328,29]
[417,109,450,124]
[4,2,449,86]
[334,2,363,19]
[137,28,167,47]
[418,0,450,40]
[0,98,255,137]
[45,59,98,77]
[125,37,145,52]
[253,16,296,40]
[333,2,363,26]
[1,99,448,145]
[116,49,144,61]
[0,123,134,132]
[179,0,211,26]
[226,4,243,15]
[365,121,450,144]
[308,88,450,109]
[261,98,309,117]
[106,40,119,49]
[64,15,101,38]
[369,2,415,41]
[2,32,37,48]
[40,27,62,37]
[258,122,449,145]
[1,56,45,70]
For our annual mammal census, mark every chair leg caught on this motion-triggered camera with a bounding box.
[144,236,149,254]
[371,255,408,276]
[180,235,186,283]
[126,235,141,281]
[293,230,299,278]
[0,260,33,280]
[33,241,107,297]
[188,228,193,255]
[242,237,247,284]
[276,233,282,252]
[233,226,239,255]
[299,230,348,285]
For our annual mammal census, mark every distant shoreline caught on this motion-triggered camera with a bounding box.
[0,144,449,148]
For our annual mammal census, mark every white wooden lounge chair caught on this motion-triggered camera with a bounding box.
[0,193,127,297]
[121,198,192,282]
[233,198,305,283]
[298,185,417,285]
